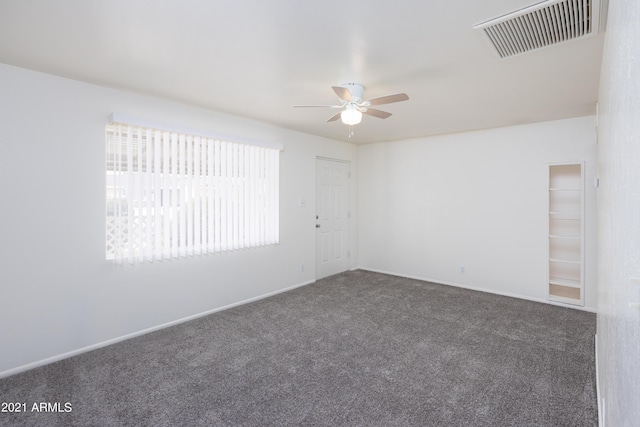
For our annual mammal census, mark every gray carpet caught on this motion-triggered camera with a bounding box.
[0,270,597,426]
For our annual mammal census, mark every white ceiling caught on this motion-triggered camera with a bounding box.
[0,0,605,144]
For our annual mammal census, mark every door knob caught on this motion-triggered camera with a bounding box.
[316,224,321,228]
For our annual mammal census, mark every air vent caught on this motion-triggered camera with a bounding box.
[473,0,607,58]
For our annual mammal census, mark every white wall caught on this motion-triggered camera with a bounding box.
[358,117,598,309]
[596,0,640,424]
[0,63,358,376]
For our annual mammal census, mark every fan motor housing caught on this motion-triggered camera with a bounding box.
[340,83,365,102]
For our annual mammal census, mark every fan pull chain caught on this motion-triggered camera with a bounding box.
[348,125,354,138]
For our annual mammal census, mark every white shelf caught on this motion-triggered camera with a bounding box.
[549,277,582,288]
[549,235,581,240]
[547,162,584,306]
[548,294,582,305]
[549,258,581,264]
[549,211,581,216]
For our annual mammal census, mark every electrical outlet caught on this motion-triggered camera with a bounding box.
[299,264,305,273]
[460,266,465,274]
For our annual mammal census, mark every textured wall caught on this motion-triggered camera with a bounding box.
[0,63,358,376]
[358,117,598,309]
[596,0,640,425]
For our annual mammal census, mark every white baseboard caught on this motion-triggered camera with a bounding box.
[356,266,597,313]
[595,334,604,427]
[2,268,596,379]
[0,278,316,379]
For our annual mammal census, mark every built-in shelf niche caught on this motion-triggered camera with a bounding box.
[548,163,584,306]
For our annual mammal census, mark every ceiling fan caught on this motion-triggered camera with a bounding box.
[294,83,409,126]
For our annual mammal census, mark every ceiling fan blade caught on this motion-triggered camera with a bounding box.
[332,86,353,102]
[327,112,342,122]
[367,93,409,106]
[293,105,343,108]
[363,108,392,119]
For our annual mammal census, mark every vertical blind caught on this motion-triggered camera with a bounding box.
[106,122,281,264]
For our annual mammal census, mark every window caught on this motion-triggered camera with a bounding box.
[106,120,281,264]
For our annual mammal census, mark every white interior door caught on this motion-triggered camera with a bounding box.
[316,158,350,279]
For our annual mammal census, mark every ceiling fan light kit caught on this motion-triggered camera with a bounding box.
[340,104,362,125]
[294,83,409,132]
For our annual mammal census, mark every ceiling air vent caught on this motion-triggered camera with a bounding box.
[473,0,607,58]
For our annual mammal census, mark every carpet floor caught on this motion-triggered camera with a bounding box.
[0,270,597,426]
